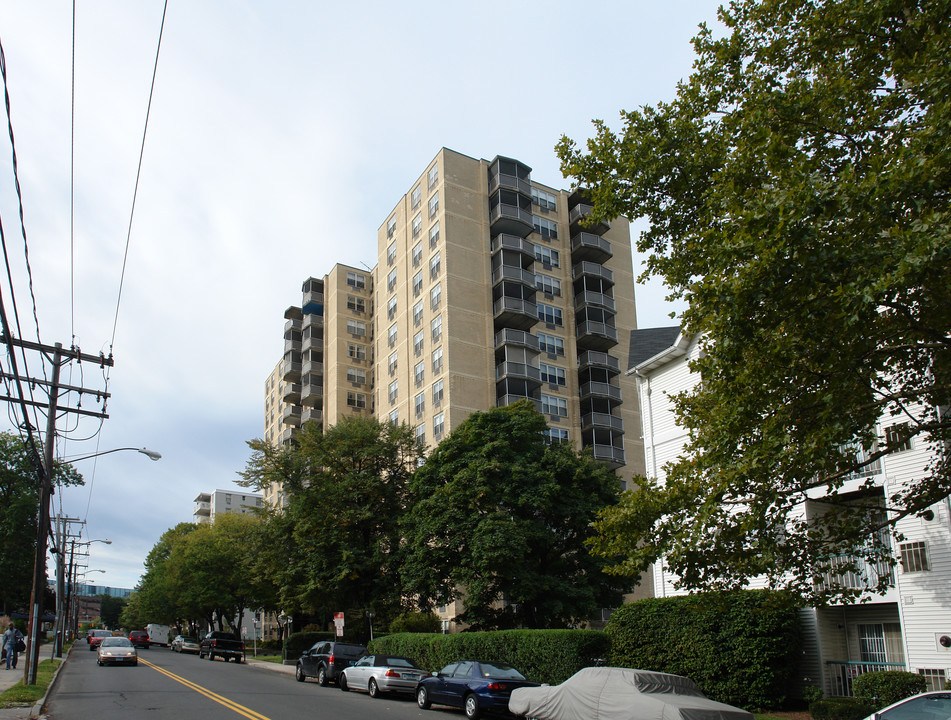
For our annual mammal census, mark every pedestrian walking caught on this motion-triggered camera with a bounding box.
[2,622,24,670]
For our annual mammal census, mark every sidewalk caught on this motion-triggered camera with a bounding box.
[244,656,296,676]
[0,643,61,720]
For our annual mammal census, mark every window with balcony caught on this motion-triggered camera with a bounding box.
[542,394,568,417]
[414,360,425,386]
[540,363,566,386]
[347,391,366,409]
[387,296,397,320]
[387,241,397,265]
[347,320,367,337]
[414,329,424,356]
[415,391,425,416]
[430,251,441,280]
[432,345,443,374]
[536,274,561,297]
[347,343,366,361]
[347,271,366,289]
[412,241,422,267]
[428,163,438,189]
[428,192,439,219]
[429,221,440,248]
[412,213,422,238]
[347,295,365,313]
[412,185,421,210]
[432,378,444,405]
[535,245,560,267]
[433,411,445,440]
[900,541,930,572]
[430,282,441,311]
[413,271,423,297]
[388,379,398,404]
[537,332,565,356]
[347,367,366,385]
[533,216,559,240]
[431,315,442,343]
[538,304,563,326]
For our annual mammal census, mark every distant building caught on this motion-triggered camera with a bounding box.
[193,489,263,525]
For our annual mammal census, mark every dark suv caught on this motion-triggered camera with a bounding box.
[296,641,368,686]
[129,631,150,649]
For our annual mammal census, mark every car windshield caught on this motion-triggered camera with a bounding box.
[182,637,198,642]
[101,638,132,647]
[479,663,526,680]
[94,630,112,637]
[881,694,951,720]
[385,657,419,668]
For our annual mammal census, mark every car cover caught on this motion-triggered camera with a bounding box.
[508,667,754,720]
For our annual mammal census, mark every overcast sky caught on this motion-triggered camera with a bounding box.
[0,1,719,592]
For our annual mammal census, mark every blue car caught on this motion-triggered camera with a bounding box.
[416,660,540,719]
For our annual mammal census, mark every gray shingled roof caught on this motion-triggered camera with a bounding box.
[627,326,681,372]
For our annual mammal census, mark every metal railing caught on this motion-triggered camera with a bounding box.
[827,661,905,697]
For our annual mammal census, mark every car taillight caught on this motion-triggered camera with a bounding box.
[486,682,508,691]
[328,653,335,664]
[385,670,400,677]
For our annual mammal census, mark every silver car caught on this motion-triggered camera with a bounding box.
[339,654,426,697]
[170,635,200,654]
[97,637,138,667]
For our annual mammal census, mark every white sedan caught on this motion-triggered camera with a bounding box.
[339,654,426,697]
[861,691,951,720]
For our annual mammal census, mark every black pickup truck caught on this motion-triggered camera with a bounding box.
[198,631,245,663]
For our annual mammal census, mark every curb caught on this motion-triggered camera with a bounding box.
[30,646,70,719]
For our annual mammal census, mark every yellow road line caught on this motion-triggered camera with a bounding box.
[139,659,273,720]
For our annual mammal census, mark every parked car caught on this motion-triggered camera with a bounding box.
[88,629,113,651]
[128,630,150,649]
[416,660,540,720]
[508,667,754,720]
[97,637,138,667]
[170,635,200,654]
[861,691,951,720]
[296,641,368,686]
[339,654,426,697]
[198,631,245,662]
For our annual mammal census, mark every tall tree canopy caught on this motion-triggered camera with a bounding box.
[401,401,627,629]
[558,0,950,603]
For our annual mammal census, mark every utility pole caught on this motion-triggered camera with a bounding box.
[0,337,112,686]
[51,516,83,658]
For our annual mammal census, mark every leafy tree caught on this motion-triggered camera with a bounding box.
[557,0,951,603]
[98,594,127,629]
[240,416,422,630]
[0,432,83,613]
[401,401,627,629]
[132,523,198,627]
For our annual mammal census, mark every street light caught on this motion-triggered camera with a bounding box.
[64,447,162,462]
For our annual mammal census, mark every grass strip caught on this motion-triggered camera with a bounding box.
[0,658,62,707]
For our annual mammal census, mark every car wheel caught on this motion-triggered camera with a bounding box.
[97,658,102,666]
[464,693,481,720]
[417,686,431,710]
[295,664,305,682]
[208,651,215,661]
[368,678,381,698]
[339,674,349,692]
[317,666,328,687]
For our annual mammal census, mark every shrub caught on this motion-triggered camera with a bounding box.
[389,611,441,634]
[810,697,878,720]
[852,670,927,706]
[284,631,326,661]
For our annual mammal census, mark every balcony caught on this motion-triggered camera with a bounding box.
[194,501,210,517]
[578,350,620,376]
[587,442,626,468]
[497,394,542,413]
[282,361,302,382]
[569,203,610,236]
[579,381,622,405]
[284,317,302,335]
[488,157,532,196]
[815,553,896,597]
[495,362,542,386]
[493,297,538,331]
[282,405,302,426]
[571,232,613,263]
[302,312,323,332]
[572,261,614,284]
[492,265,535,288]
[581,412,625,434]
[575,290,616,313]
[490,200,534,236]
[827,662,906,698]
[576,321,619,350]
[284,336,302,354]
[301,382,323,406]
[282,383,302,403]
[279,427,296,445]
[494,328,539,353]
[302,359,324,377]
[302,407,323,425]
[491,234,536,259]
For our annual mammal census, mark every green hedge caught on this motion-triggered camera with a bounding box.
[369,629,609,685]
[852,670,927,706]
[606,590,801,709]
[810,697,878,720]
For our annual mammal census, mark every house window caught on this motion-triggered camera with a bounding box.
[535,246,560,267]
[540,363,566,386]
[885,422,912,452]
[533,215,559,240]
[347,320,366,337]
[428,163,438,189]
[347,343,366,361]
[412,213,422,238]
[428,192,439,219]
[347,392,366,409]
[531,188,556,211]
[387,296,397,320]
[412,185,421,210]
[388,323,398,347]
[432,379,444,405]
[543,427,569,444]
[346,271,366,289]
[388,379,398,404]
[431,315,442,343]
[900,541,930,572]
[414,360,425,386]
[541,394,568,417]
[430,282,441,311]
[430,251,441,280]
[415,423,426,444]
[414,391,425,416]
[413,300,424,326]
[387,241,397,265]
[414,330,424,356]
[388,351,398,375]
[429,222,440,248]
[432,346,443,374]
[433,412,445,440]
[918,669,948,693]
[346,367,366,385]
[387,268,397,293]
[858,623,904,664]
[347,295,365,313]
[412,241,422,267]
[535,274,561,297]
[537,332,565,356]
[537,304,563,326]
[386,215,396,239]
[413,271,423,297]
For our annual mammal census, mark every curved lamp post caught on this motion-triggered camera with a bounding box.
[64,447,162,462]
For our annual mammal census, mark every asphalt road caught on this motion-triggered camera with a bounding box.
[44,646,445,720]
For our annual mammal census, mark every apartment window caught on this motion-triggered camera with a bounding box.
[388,351,398,375]
[885,422,912,452]
[432,346,443,374]
[540,363,566,386]
[537,332,565,356]
[432,378,444,405]
[531,188,557,211]
[918,669,948,693]
[413,299,424,326]
[347,320,367,337]
[858,623,904,664]
[389,409,399,424]
[387,268,397,293]
[412,213,422,238]
[346,367,366,385]
[347,295,365,313]
[430,282,441,311]
[536,274,561,297]
[543,427,569,444]
[428,192,439,219]
[347,343,366,361]
[535,245,560,267]
[412,185,421,210]
[386,215,396,238]
[388,379,398,404]
[413,271,423,297]
[433,412,445,440]
[431,315,442,343]
[347,392,366,409]
[414,391,425,417]
[428,163,438,189]
[533,215,559,240]
[537,304,563,326]
[414,360,425,386]
[414,329,424,356]
[430,251,441,280]
[542,394,568,418]
[415,423,426,445]
[387,241,397,265]
[412,241,422,267]
[388,323,398,347]
[899,541,930,572]
[387,296,397,320]
[347,271,366,289]
[429,221,440,248]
